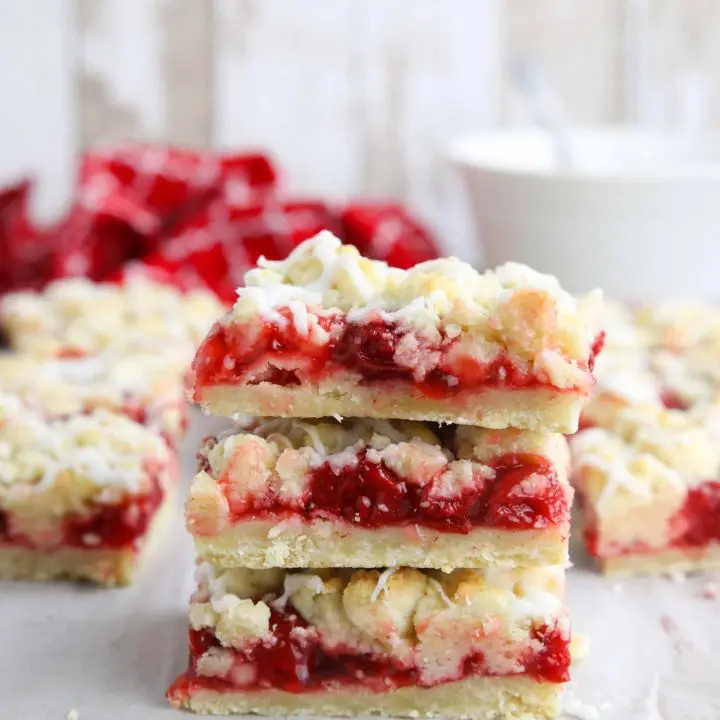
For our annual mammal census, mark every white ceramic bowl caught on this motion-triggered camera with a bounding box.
[449,127,720,300]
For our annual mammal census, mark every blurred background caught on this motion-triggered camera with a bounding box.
[2,0,719,296]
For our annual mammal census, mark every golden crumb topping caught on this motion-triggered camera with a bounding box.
[0,278,224,356]
[189,563,566,684]
[0,393,168,492]
[0,349,184,418]
[230,232,602,368]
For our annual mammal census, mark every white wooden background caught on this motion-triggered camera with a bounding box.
[1,0,719,260]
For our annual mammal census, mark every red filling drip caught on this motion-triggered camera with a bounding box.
[1,472,164,551]
[231,452,568,533]
[581,480,720,558]
[660,391,688,411]
[167,604,569,701]
[192,313,599,398]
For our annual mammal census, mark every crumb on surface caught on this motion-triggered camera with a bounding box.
[664,571,687,584]
[66,710,79,720]
[699,581,718,600]
[560,684,600,719]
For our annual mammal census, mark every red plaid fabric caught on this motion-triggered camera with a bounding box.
[0,181,55,294]
[1,146,440,301]
[117,200,341,303]
[342,203,440,269]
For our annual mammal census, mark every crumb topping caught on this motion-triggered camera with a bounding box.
[0,349,184,418]
[0,277,224,356]
[189,562,567,684]
[572,405,719,511]
[229,232,602,367]
[0,393,168,493]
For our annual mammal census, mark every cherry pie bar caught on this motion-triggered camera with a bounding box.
[572,403,720,575]
[583,298,720,424]
[0,393,175,585]
[168,563,569,719]
[0,276,224,358]
[190,232,603,433]
[0,349,188,446]
[186,418,572,570]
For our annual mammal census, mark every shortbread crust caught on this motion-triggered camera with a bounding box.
[194,521,568,570]
[597,545,720,577]
[194,383,585,433]
[168,675,561,719]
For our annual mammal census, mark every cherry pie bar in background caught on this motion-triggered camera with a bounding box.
[0,393,175,585]
[186,418,573,570]
[0,349,188,447]
[168,563,570,719]
[0,276,224,359]
[190,232,603,433]
[575,299,720,575]
[0,147,441,302]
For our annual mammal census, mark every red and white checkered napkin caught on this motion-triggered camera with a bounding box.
[0,146,440,302]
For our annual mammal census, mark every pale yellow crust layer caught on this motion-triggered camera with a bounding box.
[196,383,583,433]
[168,675,561,719]
[597,544,720,577]
[0,545,138,586]
[194,520,568,570]
[0,490,171,586]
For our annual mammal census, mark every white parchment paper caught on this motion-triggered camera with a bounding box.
[1,411,719,720]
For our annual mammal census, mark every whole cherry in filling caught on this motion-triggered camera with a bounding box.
[62,472,165,549]
[171,604,569,697]
[192,310,594,397]
[234,451,567,533]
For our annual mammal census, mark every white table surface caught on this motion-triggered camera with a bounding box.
[2,411,719,720]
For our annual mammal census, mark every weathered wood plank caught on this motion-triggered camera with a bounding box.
[0,0,76,219]
[502,0,625,123]
[76,0,212,148]
[213,0,499,262]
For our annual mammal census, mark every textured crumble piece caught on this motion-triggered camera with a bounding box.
[0,277,224,357]
[190,232,603,432]
[0,393,175,585]
[186,418,572,569]
[168,563,569,718]
[572,404,720,575]
[0,349,187,444]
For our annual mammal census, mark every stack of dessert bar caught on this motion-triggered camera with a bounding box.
[573,299,720,576]
[169,232,603,719]
[0,277,224,584]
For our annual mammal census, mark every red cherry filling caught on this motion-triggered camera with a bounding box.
[192,312,599,398]
[525,624,571,683]
[0,508,8,542]
[485,457,568,529]
[678,481,720,546]
[168,604,570,699]
[62,472,165,549]
[229,451,566,533]
[1,473,164,551]
[581,480,720,559]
